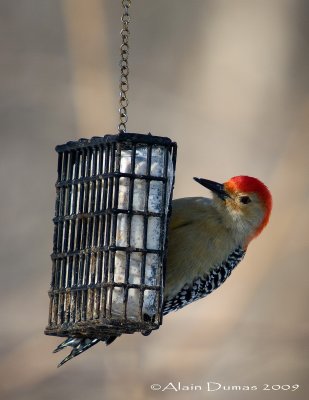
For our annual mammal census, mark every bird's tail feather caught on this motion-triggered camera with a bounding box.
[54,335,118,367]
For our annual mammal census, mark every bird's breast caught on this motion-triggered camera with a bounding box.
[165,215,240,299]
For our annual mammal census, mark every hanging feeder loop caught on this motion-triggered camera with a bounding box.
[118,0,132,134]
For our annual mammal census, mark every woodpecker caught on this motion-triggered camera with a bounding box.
[53,175,272,367]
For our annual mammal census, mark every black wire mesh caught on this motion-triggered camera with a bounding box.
[45,132,177,339]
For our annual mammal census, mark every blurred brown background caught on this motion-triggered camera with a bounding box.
[0,1,308,399]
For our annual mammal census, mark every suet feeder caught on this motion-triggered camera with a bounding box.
[45,133,177,339]
[45,1,177,341]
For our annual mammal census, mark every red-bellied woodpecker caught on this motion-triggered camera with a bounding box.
[53,175,272,367]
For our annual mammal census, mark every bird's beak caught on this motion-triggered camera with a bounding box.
[193,177,231,200]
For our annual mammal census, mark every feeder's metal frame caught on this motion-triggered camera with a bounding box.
[45,132,177,340]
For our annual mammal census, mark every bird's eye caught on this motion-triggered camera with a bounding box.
[240,196,251,204]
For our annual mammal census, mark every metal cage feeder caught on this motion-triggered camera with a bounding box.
[45,132,177,340]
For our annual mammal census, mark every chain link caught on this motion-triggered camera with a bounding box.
[118,0,131,133]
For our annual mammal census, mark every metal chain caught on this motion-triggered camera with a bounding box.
[118,0,131,133]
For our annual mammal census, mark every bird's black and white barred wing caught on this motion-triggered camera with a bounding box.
[163,247,246,315]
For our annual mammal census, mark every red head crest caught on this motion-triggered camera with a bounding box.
[225,175,272,239]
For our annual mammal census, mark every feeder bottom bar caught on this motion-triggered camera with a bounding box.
[45,319,159,339]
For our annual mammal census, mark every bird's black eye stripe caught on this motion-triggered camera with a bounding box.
[240,196,251,204]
